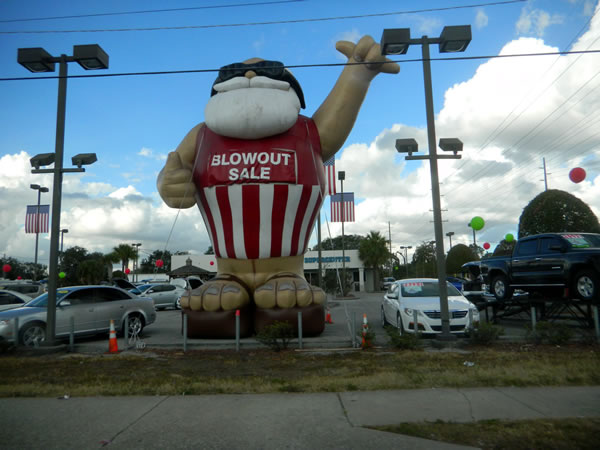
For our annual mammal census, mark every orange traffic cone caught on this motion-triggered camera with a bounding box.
[325,308,333,324]
[361,313,371,349]
[108,319,119,353]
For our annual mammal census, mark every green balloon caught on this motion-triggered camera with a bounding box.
[59,272,66,279]
[505,233,514,242]
[394,266,399,270]
[470,216,485,231]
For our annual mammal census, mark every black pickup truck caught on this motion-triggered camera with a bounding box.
[480,232,600,302]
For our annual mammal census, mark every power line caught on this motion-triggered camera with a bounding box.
[0,1,305,23]
[0,0,527,34]
[2,48,599,83]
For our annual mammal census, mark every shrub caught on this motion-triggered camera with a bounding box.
[384,326,421,350]
[466,321,504,345]
[526,321,574,345]
[255,321,295,351]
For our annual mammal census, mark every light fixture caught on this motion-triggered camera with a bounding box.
[380,28,411,55]
[439,138,463,154]
[17,48,55,73]
[73,44,109,70]
[439,26,472,53]
[71,153,98,168]
[30,153,56,170]
[395,138,419,155]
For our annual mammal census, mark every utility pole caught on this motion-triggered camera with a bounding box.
[388,222,392,276]
[540,157,549,191]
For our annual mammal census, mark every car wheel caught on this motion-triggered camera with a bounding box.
[381,306,388,326]
[125,313,144,337]
[396,313,404,335]
[573,270,598,301]
[491,274,513,301]
[175,297,181,310]
[19,322,46,347]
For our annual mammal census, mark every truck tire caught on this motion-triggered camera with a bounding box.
[573,270,598,301]
[491,274,513,301]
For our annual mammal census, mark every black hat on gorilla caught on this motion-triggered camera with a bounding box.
[210,60,306,109]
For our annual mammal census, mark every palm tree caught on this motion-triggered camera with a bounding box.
[103,251,121,280]
[358,231,390,291]
[112,244,136,273]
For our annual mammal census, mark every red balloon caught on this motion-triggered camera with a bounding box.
[2,264,11,273]
[155,259,164,268]
[569,167,586,183]
[210,261,214,266]
[483,242,490,250]
[17,276,22,280]
[125,268,131,274]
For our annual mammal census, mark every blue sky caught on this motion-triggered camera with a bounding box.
[1,0,599,267]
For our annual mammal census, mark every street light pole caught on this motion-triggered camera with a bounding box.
[60,229,68,253]
[446,231,455,249]
[29,184,48,273]
[381,25,471,342]
[338,171,346,295]
[400,245,412,277]
[20,44,107,345]
[132,243,142,283]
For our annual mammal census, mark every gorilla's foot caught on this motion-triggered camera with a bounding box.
[254,273,326,309]
[181,275,250,312]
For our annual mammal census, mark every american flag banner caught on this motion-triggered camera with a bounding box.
[25,205,50,234]
[323,156,336,196]
[330,192,355,222]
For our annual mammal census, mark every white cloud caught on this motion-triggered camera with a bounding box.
[516,8,564,37]
[475,9,489,29]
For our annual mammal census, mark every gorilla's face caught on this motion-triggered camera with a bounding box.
[205,75,301,140]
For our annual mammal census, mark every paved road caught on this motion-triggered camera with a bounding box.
[1,387,599,449]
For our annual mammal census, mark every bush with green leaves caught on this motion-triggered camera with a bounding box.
[526,321,574,345]
[255,321,295,351]
[384,326,421,350]
[466,321,504,345]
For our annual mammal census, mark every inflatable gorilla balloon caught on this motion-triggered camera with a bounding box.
[157,36,399,337]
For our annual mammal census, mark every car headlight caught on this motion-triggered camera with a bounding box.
[0,319,13,327]
[403,308,421,316]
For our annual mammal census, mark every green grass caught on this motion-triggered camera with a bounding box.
[0,343,598,397]
[373,418,600,450]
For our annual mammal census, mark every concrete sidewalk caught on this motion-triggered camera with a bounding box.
[1,386,598,449]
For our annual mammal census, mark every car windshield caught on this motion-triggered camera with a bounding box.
[137,284,154,292]
[401,281,461,298]
[25,289,71,307]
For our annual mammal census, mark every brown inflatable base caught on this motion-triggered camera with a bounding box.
[182,304,325,339]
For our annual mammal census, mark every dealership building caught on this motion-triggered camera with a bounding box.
[171,249,378,292]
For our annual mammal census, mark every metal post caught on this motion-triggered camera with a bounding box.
[69,316,75,352]
[124,315,129,349]
[592,305,599,343]
[531,305,537,330]
[413,309,419,334]
[13,317,19,345]
[45,55,68,346]
[468,309,474,331]
[297,311,303,349]
[317,215,322,289]
[421,38,454,341]
[352,311,357,347]
[235,309,240,352]
[340,175,346,295]
[34,189,41,268]
[183,313,188,353]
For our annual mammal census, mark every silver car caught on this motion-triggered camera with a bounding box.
[0,285,156,347]
[0,290,31,312]
[137,283,186,310]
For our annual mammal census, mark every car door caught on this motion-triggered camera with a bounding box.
[91,287,133,332]
[511,238,539,285]
[55,288,98,336]
[533,236,567,286]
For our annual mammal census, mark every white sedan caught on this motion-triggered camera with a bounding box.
[381,278,479,334]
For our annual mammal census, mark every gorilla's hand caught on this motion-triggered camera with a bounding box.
[336,35,400,82]
[157,151,197,209]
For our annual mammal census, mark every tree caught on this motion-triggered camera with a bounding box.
[313,234,364,251]
[518,189,600,238]
[112,244,137,273]
[446,244,478,275]
[412,241,437,278]
[491,239,516,257]
[358,231,389,291]
[140,249,172,273]
[204,246,214,255]
[59,246,90,285]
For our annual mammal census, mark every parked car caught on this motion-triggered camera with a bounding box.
[0,281,45,299]
[0,290,31,312]
[480,232,600,301]
[380,277,396,291]
[446,276,466,291]
[381,278,479,335]
[136,283,186,310]
[0,285,156,347]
